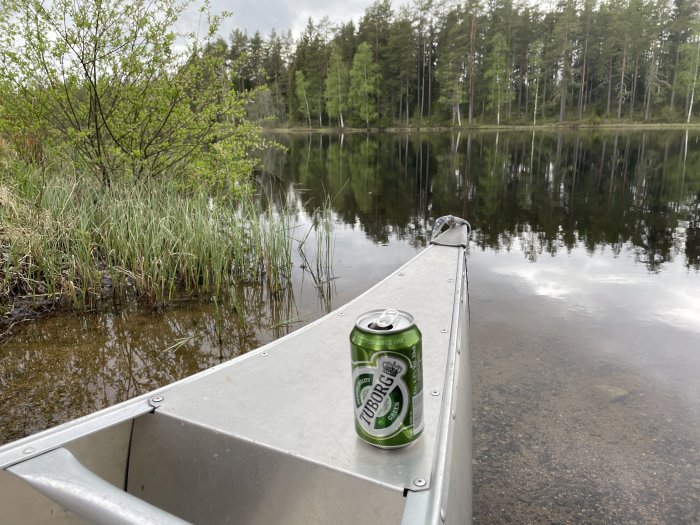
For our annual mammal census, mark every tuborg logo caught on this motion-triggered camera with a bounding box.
[352,354,409,438]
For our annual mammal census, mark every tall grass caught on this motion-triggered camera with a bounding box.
[0,161,295,314]
[296,201,335,302]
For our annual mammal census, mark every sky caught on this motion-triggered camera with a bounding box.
[182,0,376,39]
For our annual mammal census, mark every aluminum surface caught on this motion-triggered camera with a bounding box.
[430,222,470,248]
[0,393,156,470]
[128,412,406,524]
[355,308,415,333]
[141,241,461,492]
[402,247,472,524]
[8,448,191,525]
[0,422,133,525]
[123,225,472,525]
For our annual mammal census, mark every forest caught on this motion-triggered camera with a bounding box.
[0,0,699,320]
[225,0,700,127]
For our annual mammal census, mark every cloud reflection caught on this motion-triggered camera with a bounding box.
[481,237,700,335]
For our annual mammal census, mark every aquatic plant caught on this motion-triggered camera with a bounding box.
[296,199,336,310]
[0,160,297,317]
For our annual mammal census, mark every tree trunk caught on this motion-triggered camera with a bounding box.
[541,73,546,121]
[559,78,567,123]
[421,39,426,120]
[687,39,700,123]
[533,78,539,126]
[644,42,659,122]
[559,51,568,122]
[406,75,410,125]
[630,49,639,116]
[497,82,501,125]
[617,45,627,120]
[468,16,477,126]
[606,58,613,115]
[427,30,433,118]
[578,36,588,118]
[525,71,529,118]
[670,49,680,112]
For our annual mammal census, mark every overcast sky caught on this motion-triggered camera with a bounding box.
[180,0,376,40]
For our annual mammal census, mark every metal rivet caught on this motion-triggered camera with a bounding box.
[441,508,447,522]
[430,389,440,396]
[413,478,426,487]
[261,352,269,357]
[447,278,454,283]
[398,272,406,277]
[151,395,164,403]
[338,312,345,316]
[22,447,35,454]
[440,328,448,334]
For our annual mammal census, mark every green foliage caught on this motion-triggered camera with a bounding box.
[386,7,418,125]
[3,0,700,134]
[436,6,468,125]
[677,28,700,121]
[349,42,381,127]
[292,19,328,126]
[483,33,513,125]
[0,159,293,310]
[0,0,262,187]
[324,46,350,128]
[295,70,312,126]
[218,0,700,126]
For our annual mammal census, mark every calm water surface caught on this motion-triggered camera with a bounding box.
[1,131,699,522]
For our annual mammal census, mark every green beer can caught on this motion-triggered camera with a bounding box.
[350,308,423,448]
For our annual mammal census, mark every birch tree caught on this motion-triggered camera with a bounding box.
[349,42,380,127]
[0,0,258,186]
[324,46,350,128]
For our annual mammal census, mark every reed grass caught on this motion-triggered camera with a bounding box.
[296,201,335,291]
[0,161,296,314]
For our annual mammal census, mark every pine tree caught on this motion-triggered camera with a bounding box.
[484,33,513,124]
[436,7,468,126]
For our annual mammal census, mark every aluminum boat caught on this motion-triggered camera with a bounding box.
[0,220,472,525]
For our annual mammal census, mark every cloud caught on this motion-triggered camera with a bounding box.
[212,0,372,37]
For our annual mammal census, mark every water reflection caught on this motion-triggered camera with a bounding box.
[262,130,700,271]
[0,282,300,444]
[485,236,700,335]
[2,130,699,445]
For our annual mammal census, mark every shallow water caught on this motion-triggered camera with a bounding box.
[1,130,699,522]
[469,244,700,523]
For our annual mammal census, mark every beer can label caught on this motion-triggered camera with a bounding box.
[353,353,411,437]
[350,309,423,448]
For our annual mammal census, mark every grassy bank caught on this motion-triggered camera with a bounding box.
[0,160,294,322]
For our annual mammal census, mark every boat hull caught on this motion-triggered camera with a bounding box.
[0,225,472,525]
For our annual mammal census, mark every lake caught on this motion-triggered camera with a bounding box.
[1,130,699,523]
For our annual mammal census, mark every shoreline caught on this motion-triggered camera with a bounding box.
[263,122,700,133]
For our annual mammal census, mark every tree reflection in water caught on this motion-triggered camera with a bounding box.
[262,130,700,271]
[0,281,298,444]
[2,130,699,444]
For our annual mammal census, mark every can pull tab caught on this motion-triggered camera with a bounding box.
[370,308,399,330]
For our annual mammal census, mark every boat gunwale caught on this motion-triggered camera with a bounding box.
[402,242,469,522]
[0,241,446,470]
